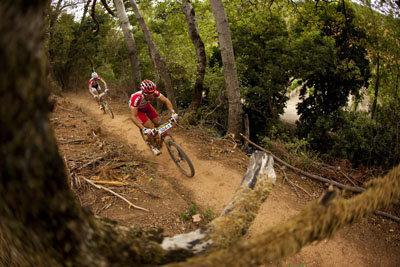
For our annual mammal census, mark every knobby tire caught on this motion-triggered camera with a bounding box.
[103,101,114,119]
[165,139,195,177]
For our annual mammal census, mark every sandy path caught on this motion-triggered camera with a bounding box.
[67,94,399,266]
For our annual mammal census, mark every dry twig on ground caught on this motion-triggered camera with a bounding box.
[82,177,149,212]
[241,134,400,223]
[278,165,312,198]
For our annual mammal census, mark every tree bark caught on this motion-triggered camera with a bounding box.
[91,0,100,34]
[210,0,243,138]
[128,0,176,106]
[80,0,91,25]
[59,0,91,89]
[49,0,63,31]
[100,0,115,17]
[162,152,276,259]
[182,0,206,111]
[0,0,90,264]
[171,164,400,267]
[114,0,141,89]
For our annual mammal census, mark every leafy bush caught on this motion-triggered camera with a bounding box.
[331,104,400,167]
[300,106,400,168]
[330,112,378,165]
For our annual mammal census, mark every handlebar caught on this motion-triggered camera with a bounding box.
[151,119,175,136]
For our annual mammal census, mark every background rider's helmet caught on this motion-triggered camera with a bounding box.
[140,79,157,95]
[91,72,99,79]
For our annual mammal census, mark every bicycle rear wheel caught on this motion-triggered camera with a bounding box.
[103,101,114,119]
[165,139,195,177]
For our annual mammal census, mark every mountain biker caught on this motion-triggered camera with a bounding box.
[129,79,178,155]
[88,72,109,109]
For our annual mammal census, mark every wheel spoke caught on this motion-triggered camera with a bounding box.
[165,140,195,177]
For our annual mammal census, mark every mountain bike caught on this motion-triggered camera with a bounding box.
[142,119,195,177]
[98,92,114,119]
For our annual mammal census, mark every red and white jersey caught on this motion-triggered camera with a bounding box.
[88,77,102,89]
[129,90,161,109]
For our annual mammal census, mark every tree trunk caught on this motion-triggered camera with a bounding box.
[100,0,115,17]
[371,53,380,118]
[0,0,90,264]
[128,0,176,106]
[182,0,206,111]
[81,0,91,25]
[49,0,63,32]
[210,0,243,138]
[47,0,64,87]
[114,0,141,90]
[60,0,91,89]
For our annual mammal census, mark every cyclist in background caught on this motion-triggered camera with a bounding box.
[88,72,109,110]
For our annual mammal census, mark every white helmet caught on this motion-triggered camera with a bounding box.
[91,72,99,79]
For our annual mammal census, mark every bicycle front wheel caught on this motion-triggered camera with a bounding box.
[103,101,114,119]
[165,139,195,177]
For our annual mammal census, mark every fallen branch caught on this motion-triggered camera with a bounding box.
[279,164,300,197]
[96,203,113,214]
[375,211,400,223]
[172,164,400,266]
[82,177,149,212]
[319,162,358,186]
[60,138,88,145]
[279,165,312,198]
[92,180,129,187]
[240,134,364,193]
[70,156,105,172]
[162,151,276,257]
[241,134,400,223]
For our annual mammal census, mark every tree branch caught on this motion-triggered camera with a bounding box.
[82,177,149,212]
[241,134,365,192]
[170,164,400,266]
[161,151,276,260]
[91,0,100,34]
[100,0,115,17]
[241,134,400,223]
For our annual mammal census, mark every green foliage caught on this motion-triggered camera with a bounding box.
[354,1,400,111]
[229,9,291,139]
[330,103,400,167]
[202,208,215,222]
[293,1,371,149]
[180,203,198,221]
[180,204,215,223]
[48,6,118,89]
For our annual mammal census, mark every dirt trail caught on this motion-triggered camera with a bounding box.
[67,94,399,266]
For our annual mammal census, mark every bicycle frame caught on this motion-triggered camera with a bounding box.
[141,119,195,177]
[97,91,114,119]
[146,119,175,149]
